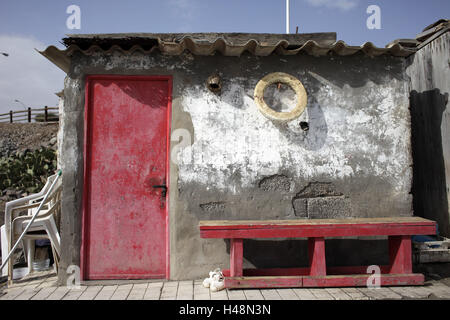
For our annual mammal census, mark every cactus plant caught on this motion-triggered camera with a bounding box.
[0,147,57,193]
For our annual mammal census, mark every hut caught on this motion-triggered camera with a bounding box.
[39,24,448,284]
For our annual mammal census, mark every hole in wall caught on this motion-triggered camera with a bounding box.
[300,121,309,131]
[263,83,298,112]
[206,75,222,94]
[209,83,220,90]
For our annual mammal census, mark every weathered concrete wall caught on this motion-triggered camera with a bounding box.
[57,50,411,283]
[407,31,450,237]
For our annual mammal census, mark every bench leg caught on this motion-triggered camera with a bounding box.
[308,237,326,276]
[230,239,243,277]
[388,235,412,274]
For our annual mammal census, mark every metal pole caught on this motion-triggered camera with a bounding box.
[0,170,62,272]
[286,0,290,34]
[14,99,27,110]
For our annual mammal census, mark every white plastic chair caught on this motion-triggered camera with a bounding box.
[1,174,60,282]
[12,184,62,275]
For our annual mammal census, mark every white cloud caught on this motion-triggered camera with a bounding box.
[0,35,65,115]
[305,0,359,11]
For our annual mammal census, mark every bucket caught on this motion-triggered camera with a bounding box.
[32,258,51,271]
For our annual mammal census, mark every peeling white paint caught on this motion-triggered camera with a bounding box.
[176,76,411,194]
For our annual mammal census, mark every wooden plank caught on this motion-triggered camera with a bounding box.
[127,283,148,300]
[46,287,71,300]
[358,287,402,300]
[302,274,424,287]
[144,282,163,300]
[160,282,178,300]
[389,286,432,299]
[276,288,299,300]
[199,217,434,227]
[292,288,316,300]
[210,289,228,300]
[78,286,103,300]
[62,287,88,300]
[341,287,369,300]
[225,276,302,289]
[0,288,27,300]
[227,289,246,300]
[110,284,133,300]
[193,283,210,300]
[200,223,436,238]
[30,287,58,300]
[389,235,412,274]
[325,288,352,300]
[223,265,391,277]
[419,283,450,299]
[13,288,40,300]
[243,289,264,300]
[94,285,118,300]
[224,274,424,289]
[230,238,243,277]
[223,268,307,277]
[260,289,282,300]
[176,282,193,300]
[308,237,326,276]
[308,288,335,300]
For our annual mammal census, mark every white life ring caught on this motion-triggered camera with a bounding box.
[254,72,308,122]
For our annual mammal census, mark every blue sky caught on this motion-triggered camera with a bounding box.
[0,0,448,113]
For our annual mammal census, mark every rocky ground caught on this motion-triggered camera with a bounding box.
[0,123,58,158]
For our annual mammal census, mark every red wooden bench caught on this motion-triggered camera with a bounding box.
[199,217,436,289]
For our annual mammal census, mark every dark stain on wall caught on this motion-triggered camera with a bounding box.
[200,201,226,213]
[292,182,351,218]
[295,182,343,198]
[258,174,291,192]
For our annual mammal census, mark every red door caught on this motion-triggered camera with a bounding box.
[82,75,171,280]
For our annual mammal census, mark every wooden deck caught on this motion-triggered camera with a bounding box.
[1,270,450,300]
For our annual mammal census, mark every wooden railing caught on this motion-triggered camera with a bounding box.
[0,107,59,123]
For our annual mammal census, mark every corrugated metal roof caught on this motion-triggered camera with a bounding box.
[40,32,418,73]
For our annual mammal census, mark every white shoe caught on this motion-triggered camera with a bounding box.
[202,277,211,288]
[203,268,224,291]
[202,270,215,288]
[210,279,225,292]
[209,269,225,292]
